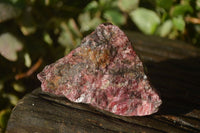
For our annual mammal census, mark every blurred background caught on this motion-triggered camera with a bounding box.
[0,0,200,131]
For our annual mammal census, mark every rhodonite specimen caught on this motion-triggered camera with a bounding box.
[37,23,162,116]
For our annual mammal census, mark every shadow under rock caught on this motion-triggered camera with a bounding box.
[145,57,200,115]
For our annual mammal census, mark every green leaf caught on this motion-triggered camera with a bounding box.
[118,0,139,12]
[171,4,193,17]
[20,26,36,36]
[99,0,116,10]
[43,33,53,45]
[78,12,91,32]
[19,11,36,36]
[157,20,173,37]
[24,53,31,68]
[104,10,126,25]
[196,0,200,10]
[129,8,160,35]
[6,94,19,105]
[156,0,173,10]
[0,109,10,130]
[89,17,102,30]
[168,29,179,39]
[58,22,74,47]
[13,83,25,92]
[0,33,23,61]
[172,16,185,31]
[84,1,98,11]
[78,12,102,32]
[99,0,108,7]
[58,21,81,55]
[0,3,21,23]
[68,18,82,38]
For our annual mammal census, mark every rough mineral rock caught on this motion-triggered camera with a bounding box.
[37,23,162,116]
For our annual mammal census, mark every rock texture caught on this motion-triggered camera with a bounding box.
[37,23,162,116]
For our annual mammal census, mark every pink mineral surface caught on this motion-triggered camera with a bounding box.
[37,23,162,116]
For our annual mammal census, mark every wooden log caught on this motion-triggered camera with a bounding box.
[6,32,200,133]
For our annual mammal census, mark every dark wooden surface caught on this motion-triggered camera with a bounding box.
[6,32,200,133]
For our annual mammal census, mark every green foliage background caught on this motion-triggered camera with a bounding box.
[0,0,200,131]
